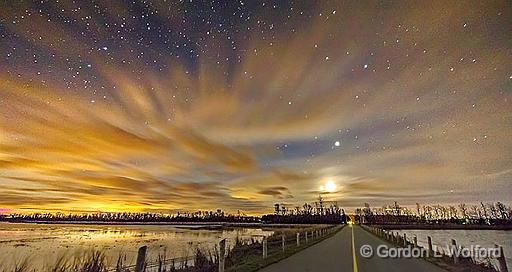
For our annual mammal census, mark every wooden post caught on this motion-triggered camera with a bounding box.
[282,234,285,252]
[496,245,509,272]
[427,236,433,255]
[403,233,407,247]
[219,239,226,272]
[305,231,308,243]
[262,236,268,259]
[135,246,147,272]
[414,236,418,247]
[451,239,458,264]
[296,232,300,247]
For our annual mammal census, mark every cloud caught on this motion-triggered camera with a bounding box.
[258,186,293,199]
[0,1,510,214]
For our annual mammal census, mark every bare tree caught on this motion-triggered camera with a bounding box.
[495,202,509,219]
[318,195,324,216]
[470,205,481,219]
[458,203,468,219]
[488,203,498,219]
[416,203,422,217]
[447,206,458,219]
[281,204,287,216]
[274,203,280,215]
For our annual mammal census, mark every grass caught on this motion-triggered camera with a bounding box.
[361,225,499,272]
[2,251,109,272]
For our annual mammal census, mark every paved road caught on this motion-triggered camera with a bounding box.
[258,225,446,272]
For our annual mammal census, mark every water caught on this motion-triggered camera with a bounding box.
[392,229,512,267]
[0,222,275,270]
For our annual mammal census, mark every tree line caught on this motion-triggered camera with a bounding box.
[0,196,349,224]
[0,209,260,223]
[357,201,512,225]
[262,195,349,224]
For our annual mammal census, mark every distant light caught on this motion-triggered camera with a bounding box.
[325,180,336,192]
[334,140,341,147]
[363,64,368,69]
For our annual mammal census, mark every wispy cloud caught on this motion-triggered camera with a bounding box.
[0,1,510,214]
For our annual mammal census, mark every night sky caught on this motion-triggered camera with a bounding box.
[0,1,511,214]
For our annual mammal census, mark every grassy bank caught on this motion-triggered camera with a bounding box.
[2,225,343,272]
[361,225,500,272]
[367,223,512,230]
[226,225,344,272]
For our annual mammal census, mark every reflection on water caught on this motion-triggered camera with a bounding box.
[0,222,274,269]
[393,229,512,267]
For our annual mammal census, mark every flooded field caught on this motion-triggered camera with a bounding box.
[0,222,276,270]
[393,229,512,267]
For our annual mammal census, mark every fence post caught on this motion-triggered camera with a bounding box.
[305,231,308,243]
[282,234,285,252]
[403,233,407,247]
[263,236,268,259]
[451,239,458,264]
[296,232,300,247]
[135,246,147,272]
[219,239,226,272]
[496,245,509,272]
[427,236,433,255]
[414,236,418,247]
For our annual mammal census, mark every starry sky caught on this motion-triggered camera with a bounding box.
[0,1,511,215]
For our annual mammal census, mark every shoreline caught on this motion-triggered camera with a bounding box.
[367,223,512,230]
[3,221,511,230]
[0,220,331,229]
